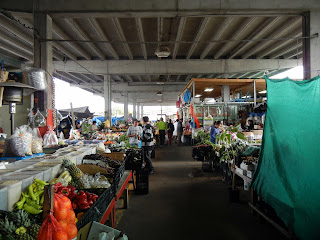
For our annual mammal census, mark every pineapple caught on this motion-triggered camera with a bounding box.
[17,232,35,240]
[0,217,16,235]
[62,159,84,178]
[15,210,31,228]
[27,224,41,239]
[62,159,85,188]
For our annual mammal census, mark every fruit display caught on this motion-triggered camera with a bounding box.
[54,183,99,210]
[62,159,86,188]
[49,171,72,186]
[15,179,48,214]
[0,210,41,240]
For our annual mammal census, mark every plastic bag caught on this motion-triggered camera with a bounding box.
[43,130,58,148]
[2,133,26,157]
[31,128,43,153]
[37,211,68,240]
[69,129,80,140]
[27,108,35,128]
[17,125,32,155]
[34,109,46,127]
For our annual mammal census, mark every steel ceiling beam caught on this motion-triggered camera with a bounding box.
[55,71,88,83]
[0,40,32,60]
[112,18,133,60]
[242,17,301,59]
[172,17,186,59]
[135,18,147,60]
[200,17,234,59]
[52,42,77,60]
[53,59,301,75]
[269,41,303,59]
[186,17,210,59]
[283,48,303,59]
[64,18,105,60]
[0,28,33,55]
[53,22,91,60]
[4,0,318,16]
[255,28,301,58]
[228,17,281,59]
[0,53,22,68]
[88,18,119,60]
[214,17,256,59]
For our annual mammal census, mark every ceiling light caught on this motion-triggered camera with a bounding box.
[207,99,216,103]
[259,90,267,94]
[195,94,202,98]
[155,45,171,58]
[157,92,163,96]
[204,88,214,92]
[157,81,165,85]
[241,96,250,99]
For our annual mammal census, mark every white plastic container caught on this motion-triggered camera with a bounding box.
[21,176,34,192]
[50,164,62,179]
[42,168,53,182]
[0,180,22,211]
[0,186,8,210]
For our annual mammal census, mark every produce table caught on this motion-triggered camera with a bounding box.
[99,197,116,228]
[231,166,252,183]
[115,170,133,209]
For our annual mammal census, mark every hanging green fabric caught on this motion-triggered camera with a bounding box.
[252,76,320,240]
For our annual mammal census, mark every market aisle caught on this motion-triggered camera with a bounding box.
[117,145,283,240]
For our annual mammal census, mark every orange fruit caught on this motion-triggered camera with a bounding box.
[54,208,68,221]
[65,210,76,224]
[66,223,78,239]
[58,220,68,231]
[52,230,68,240]
[59,196,72,210]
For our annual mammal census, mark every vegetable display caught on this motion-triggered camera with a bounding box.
[15,179,48,214]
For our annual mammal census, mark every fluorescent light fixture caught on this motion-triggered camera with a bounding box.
[259,90,267,94]
[195,94,202,98]
[157,92,163,96]
[207,99,216,103]
[155,45,171,58]
[241,96,250,99]
[157,82,165,85]
[204,88,214,92]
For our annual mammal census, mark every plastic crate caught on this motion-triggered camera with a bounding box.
[134,169,149,195]
[111,161,125,195]
[76,187,113,230]
[124,149,143,171]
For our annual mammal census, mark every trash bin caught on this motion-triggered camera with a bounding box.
[134,169,149,195]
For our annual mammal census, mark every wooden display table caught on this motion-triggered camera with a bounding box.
[116,170,133,209]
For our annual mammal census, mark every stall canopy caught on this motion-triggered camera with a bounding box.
[252,76,320,240]
[179,78,266,100]
[59,106,93,119]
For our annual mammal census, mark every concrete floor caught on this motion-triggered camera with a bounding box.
[117,145,284,240]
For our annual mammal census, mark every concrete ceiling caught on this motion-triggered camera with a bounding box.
[0,0,314,105]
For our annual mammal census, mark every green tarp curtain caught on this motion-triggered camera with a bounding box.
[252,76,320,240]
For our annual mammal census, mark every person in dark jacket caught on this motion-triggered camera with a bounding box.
[177,118,183,146]
[167,119,175,145]
[141,116,155,174]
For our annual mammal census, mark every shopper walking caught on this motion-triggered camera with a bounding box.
[127,119,143,147]
[156,117,167,146]
[167,119,175,145]
[210,120,222,144]
[177,118,183,146]
[142,116,155,174]
[173,119,178,143]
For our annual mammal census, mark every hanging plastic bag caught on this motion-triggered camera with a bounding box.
[34,109,46,127]
[27,108,36,128]
[69,129,80,140]
[17,125,33,155]
[43,130,58,148]
[37,210,68,240]
[2,132,25,157]
[31,128,43,153]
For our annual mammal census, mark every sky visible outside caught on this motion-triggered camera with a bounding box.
[54,66,303,120]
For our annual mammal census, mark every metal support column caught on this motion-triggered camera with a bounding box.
[192,81,195,140]
[141,104,144,119]
[309,11,320,78]
[137,103,140,120]
[133,99,136,119]
[124,92,128,122]
[253,80,257,108]
[302,12,311,80]
[104,75,112,126]
[33,13,53,127]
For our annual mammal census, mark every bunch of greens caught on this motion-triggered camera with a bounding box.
[118,134,129,143]
[195,131,210,144]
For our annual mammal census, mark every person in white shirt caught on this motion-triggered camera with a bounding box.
[127,119,143,147]
[91,121,98,132]
[173,119,179,143]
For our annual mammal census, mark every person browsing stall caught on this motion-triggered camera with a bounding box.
[91,121,98,132]
[156,117,167,146]
[142,116,155,174]
[127,119,143,147]
[210,121,222,144]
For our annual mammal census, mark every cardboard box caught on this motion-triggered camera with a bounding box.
[77,221,121,240]
[77,164,111,175]
[102,152,125,161]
